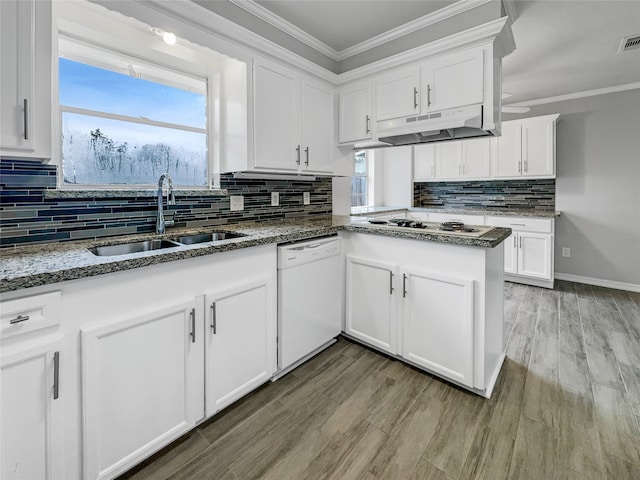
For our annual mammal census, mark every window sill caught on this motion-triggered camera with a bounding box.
[43,188,228,200]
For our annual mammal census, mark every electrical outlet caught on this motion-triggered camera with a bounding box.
[230,195,244,211]
[562,247,571,258]
[271,192,279,206]
[303,192,310,205]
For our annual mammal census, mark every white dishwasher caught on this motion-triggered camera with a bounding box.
[277,235,343,375]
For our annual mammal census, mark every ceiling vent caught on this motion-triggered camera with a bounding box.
[618,34,640,54]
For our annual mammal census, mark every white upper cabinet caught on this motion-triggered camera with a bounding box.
[338,81,373,144]
[462,137,492,179]
[436,141,463,179]
[413,144,437,181]
[492,122,522,177]
[376,65,421,121]
[253,56,334,174]
[0,0,51,159]
[421,48,484,113]
[521,119,556,177]
[492,114,559,179]
[253,57,300,171]
[301,77,334,173]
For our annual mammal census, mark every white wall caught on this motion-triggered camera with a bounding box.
[504,89,640,287]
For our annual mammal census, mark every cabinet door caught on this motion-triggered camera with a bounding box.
[413,144,436,181]
[522,121,555,177]
[301,78,334,173]
[1,336,65,480]
[492,123,522,177]
[376,66,420,121]
[205,276,275,415]
[401,269,474,387]
[81,299,203,480]
[339,82,372,143]
[253,57,299,171]
[345,256,397,354]
[422,49,483,113]
[518,233,553,280]
[462,137,492,178]
[436,141,463,179]
[503,233,518,275]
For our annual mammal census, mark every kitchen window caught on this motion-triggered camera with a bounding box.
[58,38,209,188]
[351,150,374,207]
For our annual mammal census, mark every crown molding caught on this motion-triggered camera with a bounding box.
[228,0,339,60]
[228,0,494,62]
[336,0,493,61]
[506,82,640,107]
[336,16,511,85]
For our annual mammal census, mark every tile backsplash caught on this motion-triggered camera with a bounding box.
[414,179,555,211]
[0,159,332,248]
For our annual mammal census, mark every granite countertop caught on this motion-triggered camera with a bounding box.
[351,206,561,218]
[0,216,511,293]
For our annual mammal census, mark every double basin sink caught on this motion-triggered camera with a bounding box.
[89,231,245,257]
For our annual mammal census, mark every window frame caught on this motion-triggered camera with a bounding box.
[52,1,225,191]
[351,150,374,207]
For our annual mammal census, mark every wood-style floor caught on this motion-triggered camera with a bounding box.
[119,281,640,480]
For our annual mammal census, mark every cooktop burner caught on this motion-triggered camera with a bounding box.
[361,218,495,237]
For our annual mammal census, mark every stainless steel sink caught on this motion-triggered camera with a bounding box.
[173,231,245,245]
[89,239,182,256]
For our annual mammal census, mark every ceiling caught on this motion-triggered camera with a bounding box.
[253,0,456,53]
[212,0,640,105]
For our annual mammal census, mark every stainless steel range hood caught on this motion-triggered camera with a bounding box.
[377,104,495,146]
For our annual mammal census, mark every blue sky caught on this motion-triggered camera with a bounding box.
[58,58,206,129]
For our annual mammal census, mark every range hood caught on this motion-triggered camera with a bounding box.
[377,104,495,146]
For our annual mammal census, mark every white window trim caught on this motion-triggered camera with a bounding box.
[52,0,230,191]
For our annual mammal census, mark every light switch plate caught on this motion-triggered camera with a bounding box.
[271,192,279,206]
[303,192,310,205]
[562,247,570,257]
[230,195,244,211]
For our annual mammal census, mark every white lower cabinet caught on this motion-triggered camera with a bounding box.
[0,244,278,480]
[205,276,274,415]
[486,216,554,288]
[1,335,66,480]
[345,256,397,355]
[81,299,204,480]
[1,291,65,480]
[342,232,504,394]
[401,270,474,387]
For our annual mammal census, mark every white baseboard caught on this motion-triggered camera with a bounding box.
[555,273,640,293]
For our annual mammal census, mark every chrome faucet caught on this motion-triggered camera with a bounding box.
[156,173,176,234]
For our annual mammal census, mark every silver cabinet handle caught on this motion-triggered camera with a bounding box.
[413,87,418,109]
[23,99,29,140]
[513,235,516,247]
[304,146,309,166]
[427,84,432,107]
[458,164,462,175]
[296,145,301,165]
[389,271,394,295]
[518,161,521,173]
[403,274,407,298]
[210,303,216,335]
[190,308,196,343]
[519,237,522,248]
[365,115,370,134]
[53,351,60,400]
[510,223,526,226]
[524,161,528,172]
[9,314,30,324]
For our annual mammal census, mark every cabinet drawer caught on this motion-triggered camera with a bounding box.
[1,291,61,339]
[428,212,485,226]
[486,216,553,233]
